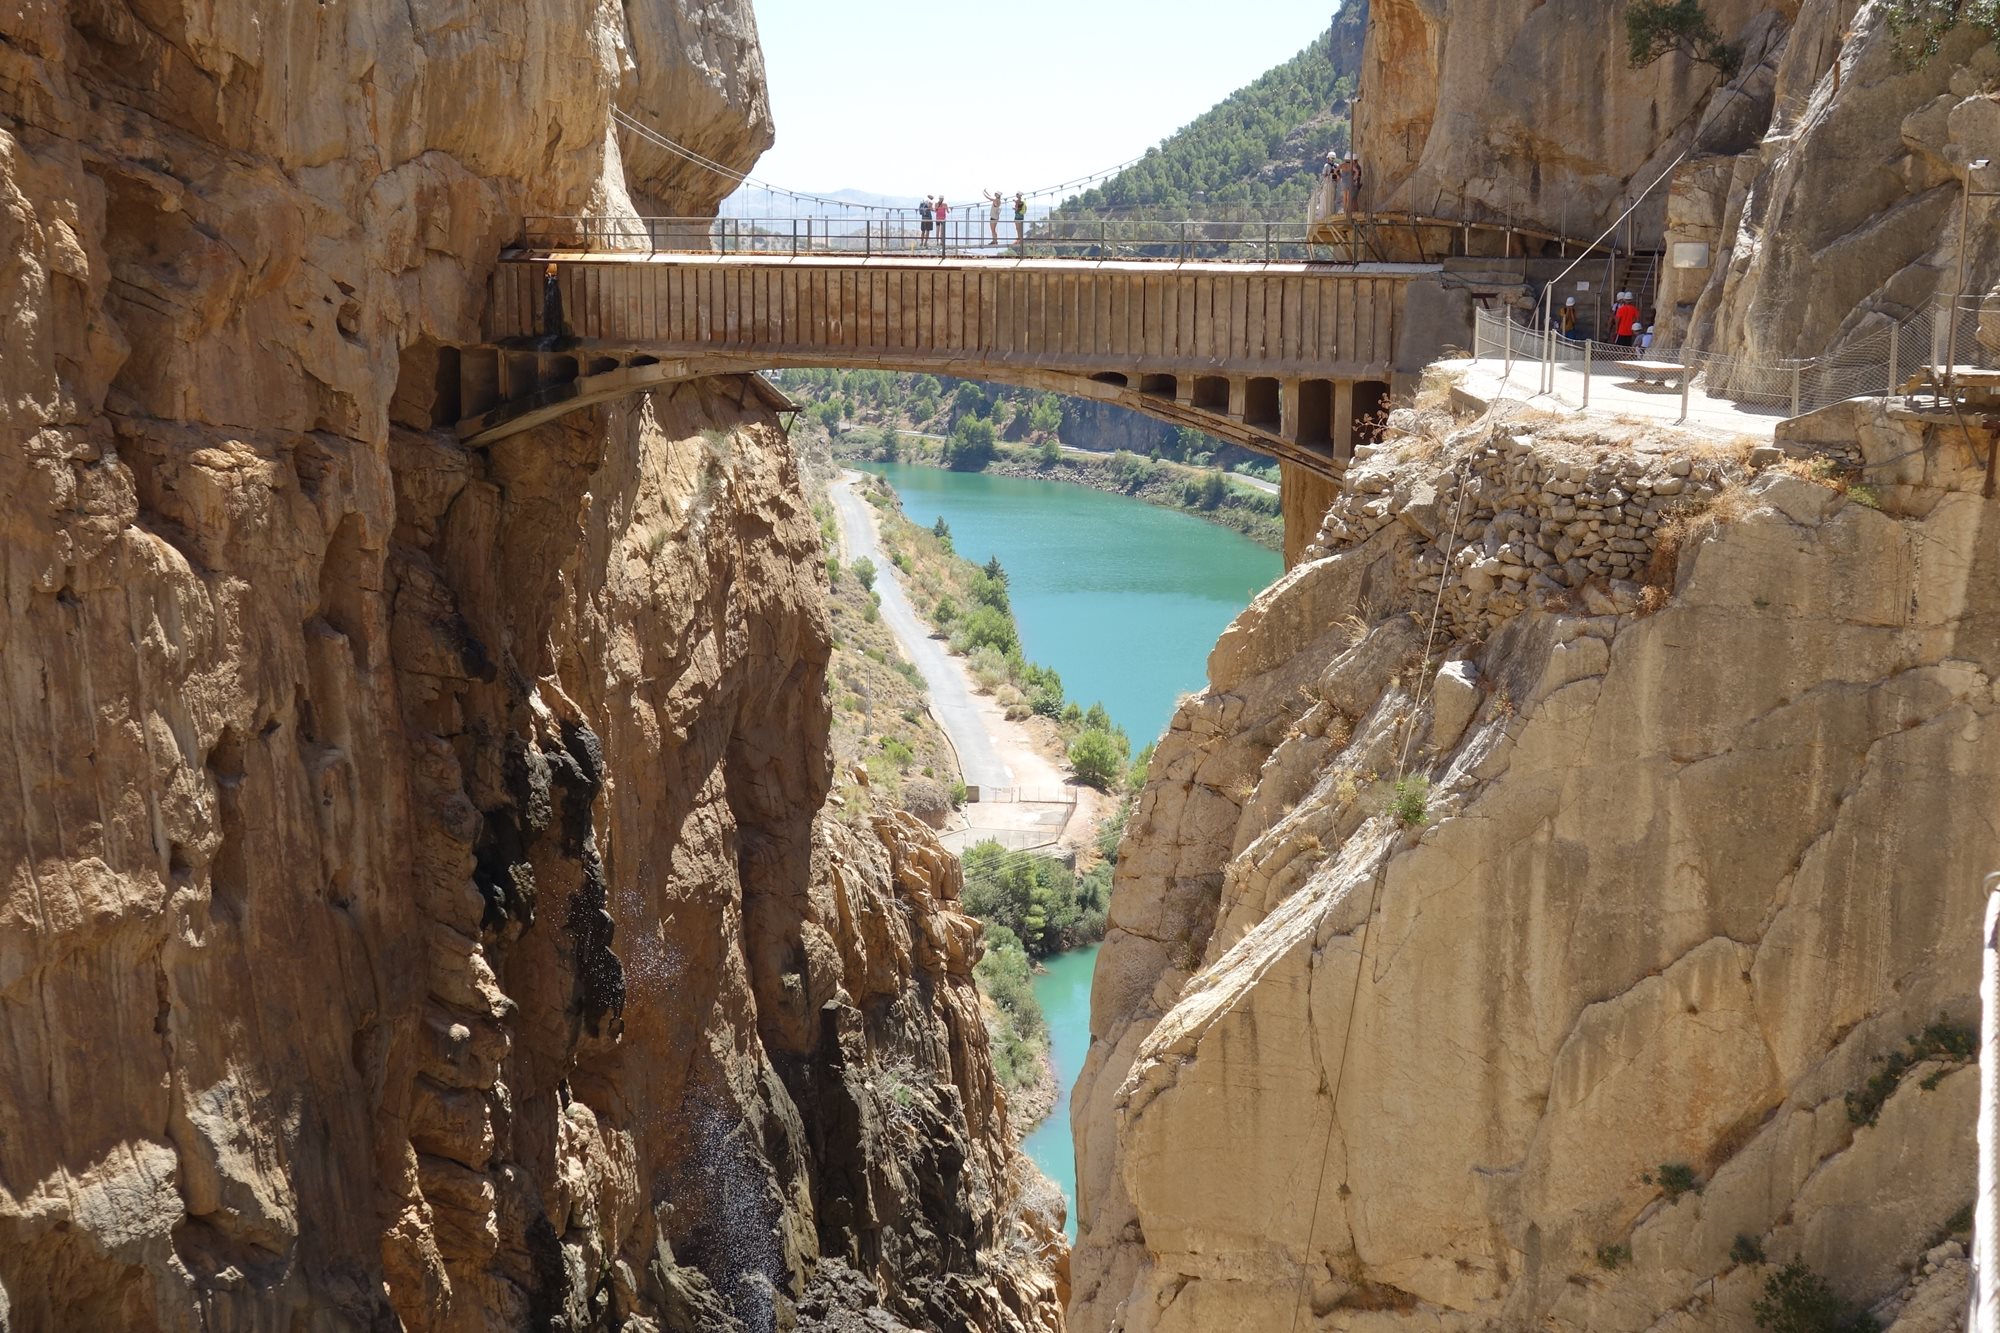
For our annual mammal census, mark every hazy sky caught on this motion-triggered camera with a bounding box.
[737,0,1339,206]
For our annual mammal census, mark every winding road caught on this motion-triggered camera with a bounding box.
[829,473,1013,792]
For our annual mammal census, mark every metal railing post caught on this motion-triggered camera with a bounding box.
[1889,321,1900,397]
[1583,337,1592,408]
[1679,361,1692,423]
[1265,223,1274,262]
[1790,364,1802,417]
[1504,313,1514,375]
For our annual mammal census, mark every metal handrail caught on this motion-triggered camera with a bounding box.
[515,214,1337,263]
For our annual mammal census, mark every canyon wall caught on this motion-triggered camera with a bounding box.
[1355,0,1999,361]
[1070,400,1995,1331]
[0,2,1058,1329]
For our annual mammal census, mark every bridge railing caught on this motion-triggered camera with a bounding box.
[517,214,1333,263]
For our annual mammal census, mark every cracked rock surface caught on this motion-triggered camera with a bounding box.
[1069,407,1995,1332]
[0,3,1059,1329]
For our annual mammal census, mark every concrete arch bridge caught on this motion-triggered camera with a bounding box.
[445,218,1465,559]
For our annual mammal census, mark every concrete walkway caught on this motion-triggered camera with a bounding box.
[1445,356,1786,440]
[829,473,1012,791]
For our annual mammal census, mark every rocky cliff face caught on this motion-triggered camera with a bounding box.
[1069,396,1995,1331]
[0,3,1057,1329]
[1355,0,1999,361]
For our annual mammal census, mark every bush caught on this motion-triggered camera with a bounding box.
[932,516,951,539]
[1882,0,2000,67]
[949,780,969,808]
[1732,1234,1767,1266]
[1127,741,1155,795]
[933,594,959,626]
[825,555,842,585]
[1037,437,1062,467]
[851,556,877,591]
[1653,1162,1700,1200]
[969,646,1010,692]
[1846,1014,1977,1126]
[1752,1259,1879,1333]
[1069,728,1124,791]
[944,416,997,471]
[1028,393,1063,435]
[968,570,1010,613]
[1389,775,1431,826]
[951,604,1018,658]
[1625,0,1743,76]
[881,737,914,769]
[1595,1243,1631,1271]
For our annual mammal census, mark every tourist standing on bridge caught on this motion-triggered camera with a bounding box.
[541,262,564,341]
[1014,193,1027,246]
[919,196,934,246]
[934,196,950,250]
[983,190,1004,244]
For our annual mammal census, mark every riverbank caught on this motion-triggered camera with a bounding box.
[842,436,1285,551]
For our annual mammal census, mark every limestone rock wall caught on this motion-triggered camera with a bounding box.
[1069,403,1995,1332]
[0,2,1058,1329]
[1355,0,2000,362]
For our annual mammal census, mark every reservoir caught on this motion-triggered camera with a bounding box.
[858,461,1282,1236]
[858,462,1281,747]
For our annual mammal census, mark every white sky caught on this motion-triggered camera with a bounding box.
[740,0,1339,206]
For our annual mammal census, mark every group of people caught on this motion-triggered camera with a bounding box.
[1321,152,1365,213]
[917,191,1028,248]
[1556,290,1655,349]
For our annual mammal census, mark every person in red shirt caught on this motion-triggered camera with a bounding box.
[1613,294,1642,347]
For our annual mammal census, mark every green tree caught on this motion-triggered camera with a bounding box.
[944,417,997,471]
[850,556,877,591]
[1069,728,1124,791]
[932,516,951,539]
[982,555,1008,584]
[1028,393,1063,435]
[1626,0,1743,76]
[1037,436,1062,468]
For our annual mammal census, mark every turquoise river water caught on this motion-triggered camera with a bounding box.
[859,461,1281,1238]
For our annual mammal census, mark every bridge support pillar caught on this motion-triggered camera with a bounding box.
[1333,380,1356,463]
[1279,460,1342,569]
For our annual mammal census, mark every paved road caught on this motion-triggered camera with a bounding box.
[829,474,1013,791]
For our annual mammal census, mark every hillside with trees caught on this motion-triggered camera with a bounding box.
[1054,1,1365,222]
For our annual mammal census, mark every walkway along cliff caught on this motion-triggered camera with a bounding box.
[0,2,1060,1328]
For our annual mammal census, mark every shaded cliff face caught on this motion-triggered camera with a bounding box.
[1070,401,1995,1331]
[1356,0,1999,361]
[0,2,1057,1329]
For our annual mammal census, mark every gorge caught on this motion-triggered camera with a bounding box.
[2,0,1997,1331]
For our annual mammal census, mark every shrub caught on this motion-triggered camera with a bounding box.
[1626,0,1742,76]
[934,595,959,626]
[825,555,842,585]
[944,416,997,470]
[1028,393,1063,435]
[949,780,969,808]
[1389,775,1431,826]
[1882,0,2000,67]
[1732,1234,1767,1266]
[1126,741,1154,795]
[1596,1243,1631,1271]
[952,604,1018,657]
[851,556,877,591]
[881,738,914,769]
[969,646,1010,692]
[1752,1259,1879,1333]
[932,516,950,539]
[1655,1162,1701,1200]
[1037,437,1062,467]
[1069,728,1124,791]
[968,570,1010,613]
[1846,1014,1977,1126]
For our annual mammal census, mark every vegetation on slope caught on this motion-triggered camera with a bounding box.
[1053,1,1364,222]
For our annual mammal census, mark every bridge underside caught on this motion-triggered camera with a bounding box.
[447,253,1438,562]
[452,341,1389,475]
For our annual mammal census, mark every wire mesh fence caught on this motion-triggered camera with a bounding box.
[1472,296,1998,421]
